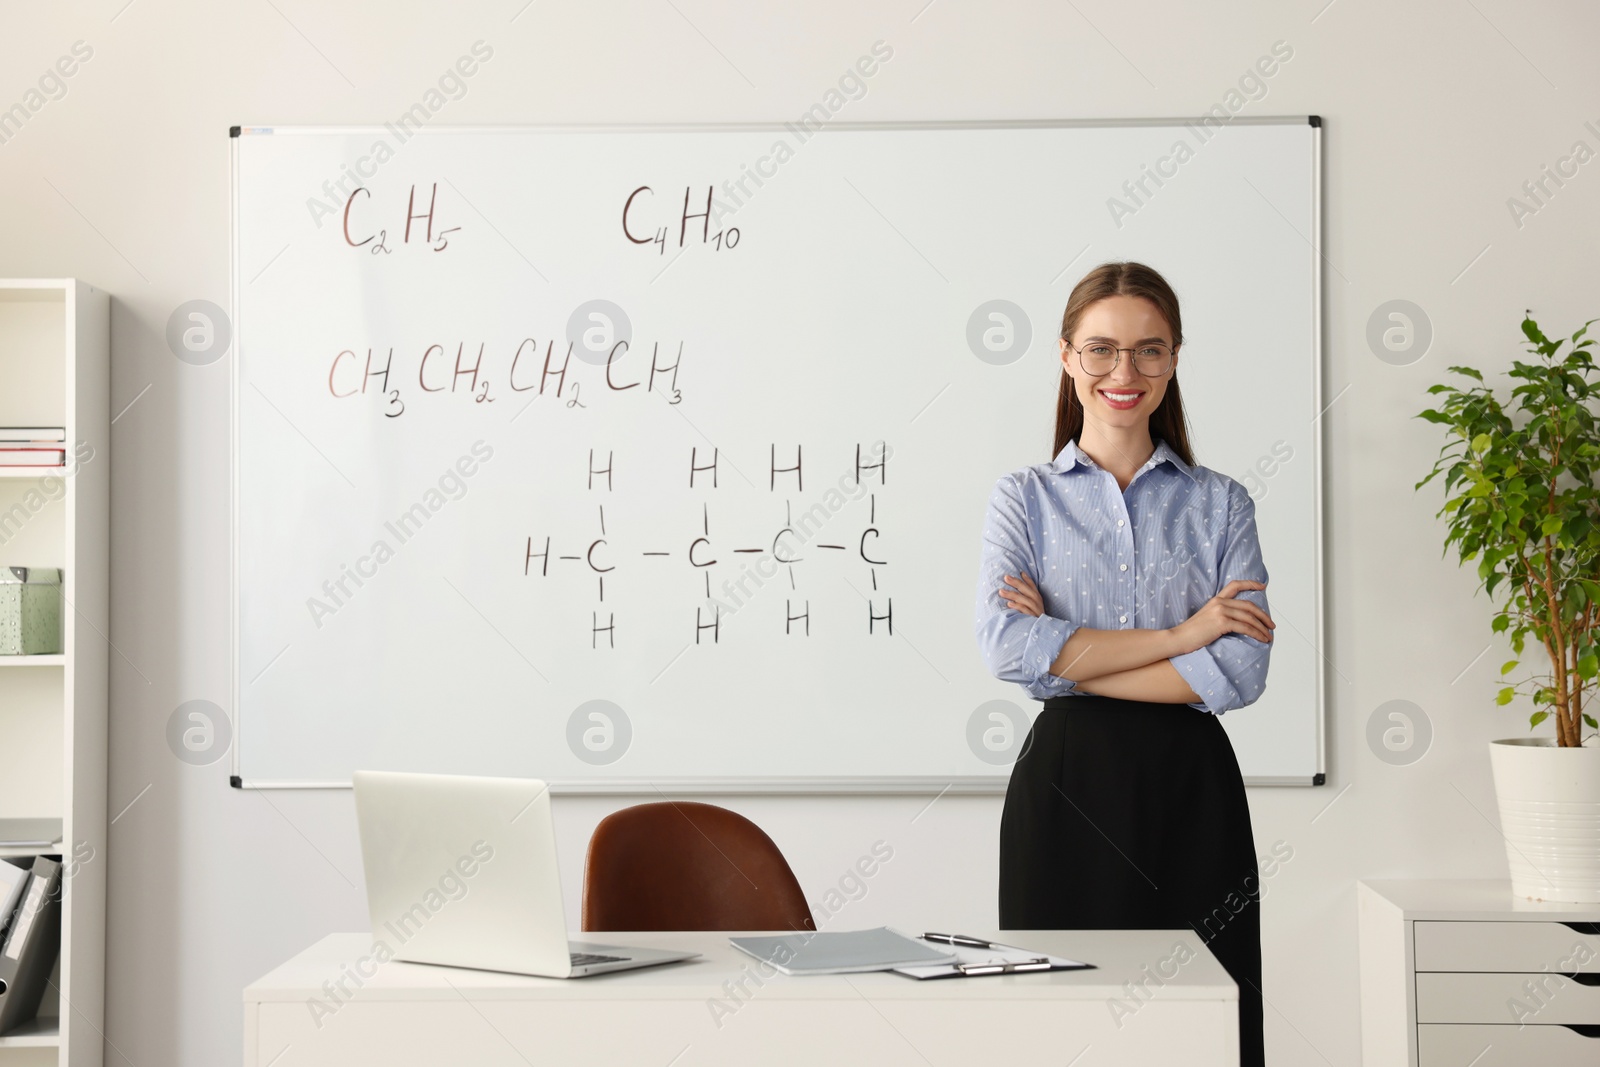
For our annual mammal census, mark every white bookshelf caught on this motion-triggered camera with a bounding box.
[0,280,107,1067]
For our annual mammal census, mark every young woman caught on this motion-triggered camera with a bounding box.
[974,261,1273,1067]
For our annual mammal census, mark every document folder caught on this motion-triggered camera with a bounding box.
[0,855,63,1036]
[729,926,958,975]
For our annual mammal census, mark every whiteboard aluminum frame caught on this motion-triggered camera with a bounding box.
[1310,118,1328,788]
[228,116,1327,793]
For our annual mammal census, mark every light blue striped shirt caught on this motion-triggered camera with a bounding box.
[974,437,1271,714]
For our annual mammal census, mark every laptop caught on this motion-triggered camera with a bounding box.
[352,770,700,977]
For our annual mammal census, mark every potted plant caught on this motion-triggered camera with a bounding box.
[1417,312,1600,902]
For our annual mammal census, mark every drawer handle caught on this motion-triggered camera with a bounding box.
[1559,921,1600,936]
[1560,1024,1600,1038]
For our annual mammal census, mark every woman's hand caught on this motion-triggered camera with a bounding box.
[1168,579,1274,653]
[999,571,1044,617]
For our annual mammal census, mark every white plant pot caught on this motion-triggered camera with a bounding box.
[1488,736,1600,902]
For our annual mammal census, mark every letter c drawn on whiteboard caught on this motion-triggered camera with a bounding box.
[689,537,716,568]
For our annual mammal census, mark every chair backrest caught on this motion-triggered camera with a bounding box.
[581,801,816,932]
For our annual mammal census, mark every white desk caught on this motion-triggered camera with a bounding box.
[245,929,1239,1066]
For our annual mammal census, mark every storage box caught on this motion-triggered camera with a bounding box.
[0,567,62,655]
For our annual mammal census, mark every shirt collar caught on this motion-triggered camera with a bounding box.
[1050,438,1198,483]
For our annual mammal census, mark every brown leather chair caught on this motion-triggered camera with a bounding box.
[582,801,816,932]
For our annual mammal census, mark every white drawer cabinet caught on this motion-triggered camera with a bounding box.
[1359,880,1600,1066]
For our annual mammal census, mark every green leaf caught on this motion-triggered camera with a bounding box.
[1529,710,1549,727]
[1471,433,1493,453]
[1541,515,1563,537]
[1500,659,1519,675]
[1578,653,1598,679]
[1497,686,1516,705]
[1586,714,1597,729]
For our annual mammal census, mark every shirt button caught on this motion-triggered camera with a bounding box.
[1119,563,1128,571]
[1119,615,1127,623]
[1117,519,1125,527]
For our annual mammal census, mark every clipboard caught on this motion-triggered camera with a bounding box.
[890,934,1097,980]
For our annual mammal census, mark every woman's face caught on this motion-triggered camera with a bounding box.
[1059,294,1180,425]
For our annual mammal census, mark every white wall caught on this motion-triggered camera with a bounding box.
[4,1,1598,1062]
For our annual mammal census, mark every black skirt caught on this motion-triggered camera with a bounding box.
[999,693,1264,1067]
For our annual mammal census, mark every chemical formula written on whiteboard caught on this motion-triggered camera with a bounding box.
[340,182,463,255]
[327,338,686,415]
[524,443,895,646]
[622,186,742,256]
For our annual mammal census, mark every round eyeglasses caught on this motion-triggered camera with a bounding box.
[1063,339,1175,377]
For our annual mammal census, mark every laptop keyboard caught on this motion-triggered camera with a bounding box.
[570,951,629,966]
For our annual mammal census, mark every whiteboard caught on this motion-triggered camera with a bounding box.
[230,119,1325,790]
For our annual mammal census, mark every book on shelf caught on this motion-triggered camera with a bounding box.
[0,449,65,467]
[0,820,62,848]
[0,428,65,444]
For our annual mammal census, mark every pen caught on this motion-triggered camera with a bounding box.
[921,932,1000,949]
[956,958,1053,975]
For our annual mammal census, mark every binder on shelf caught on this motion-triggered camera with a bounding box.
[0,860,26,943]
[0,855,63,1036]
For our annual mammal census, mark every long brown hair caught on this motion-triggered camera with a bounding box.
[1053,261,1195,466]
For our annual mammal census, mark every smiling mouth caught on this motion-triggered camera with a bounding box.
[1099,388,1145,401]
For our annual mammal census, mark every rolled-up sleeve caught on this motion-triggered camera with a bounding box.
[974,474,1079,701]
[1170,480,1272,714]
